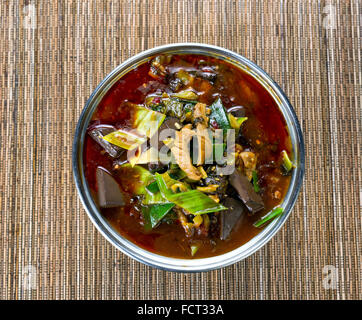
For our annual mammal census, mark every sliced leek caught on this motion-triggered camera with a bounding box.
[228,113,248,131]
[155,173,227,215]
[103,104,165,150]
[281,150,294,172]
[142,203,175,230]
[253,207,284,228]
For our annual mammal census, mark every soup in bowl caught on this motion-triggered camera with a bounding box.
[73,44,304,271]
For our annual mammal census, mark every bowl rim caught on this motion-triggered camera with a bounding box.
[72,43,305,272]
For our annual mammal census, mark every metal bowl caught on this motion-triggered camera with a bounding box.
[73,43,305,272]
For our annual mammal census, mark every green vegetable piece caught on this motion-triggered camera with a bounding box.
[142,203,175,230]
[172,89,198,101]
[236,117,248,126]
[252,170,260,193]
[141,206,152,230]
[102,129,146,150]
[144,168,187,201]
[132,104,166,137]
[146,172,189,206]
[155,173,227,215]
[253,207,284,228]
[209,98,232,131]
[169,190,227,215]
[155,172,187,198]
[144,178,174,205]
[103,104,165,150]
[152,96,197,121]
[146,181,159,194]
[228,114,248,133]
[190,245,199,257]
[281,150,294,172]
[143,188,171,205]
[169,163,179,171]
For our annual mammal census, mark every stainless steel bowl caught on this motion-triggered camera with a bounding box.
[73,43,305,272]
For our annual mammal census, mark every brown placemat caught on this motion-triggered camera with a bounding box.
[0,0,361,300]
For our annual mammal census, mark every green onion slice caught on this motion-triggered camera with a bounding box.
[155,172,227,215]
[253,207,284,228]
[146,181,159,194]
[228,113,248,131]
[103,104,165,150]
[252,170,260,193]
[172,89,198,101]
[190,244,200,257]
[142,203,175,230]
[281,150,294,172]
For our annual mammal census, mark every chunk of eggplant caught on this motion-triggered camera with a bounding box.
[88,125,124,158]
[229,169,264,214]
[220,197,246,240]
[96,167,125,208]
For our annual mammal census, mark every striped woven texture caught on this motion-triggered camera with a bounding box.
[0,0,361,300]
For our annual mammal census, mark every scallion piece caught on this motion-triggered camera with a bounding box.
[102,129,146,150]
[281,150,293,172]
[252,170,260,193]
[133,105,166,137]
[172,89,198,101]
[146,181,159,194]
[103,104,165,150]
[190,244,199,257]
[145,168,186,195]
[168,190,227,215]
[155,173,227,215]
[155,172,189,199]
[143,188,171,205]
[236,116,248,126]
[142,203,175,230]
[253,207,284,228]
[228,113,248,131]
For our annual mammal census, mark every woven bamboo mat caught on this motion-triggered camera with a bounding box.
[0,0,361,300]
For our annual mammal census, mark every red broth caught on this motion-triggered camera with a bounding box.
[83,54,291,258]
